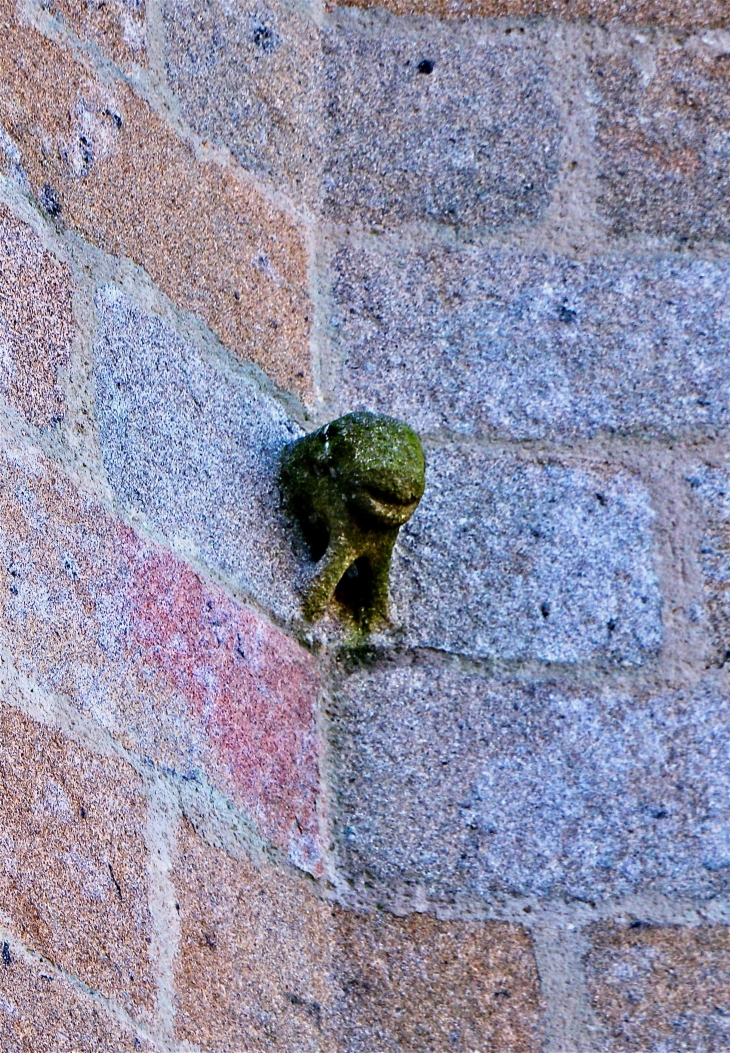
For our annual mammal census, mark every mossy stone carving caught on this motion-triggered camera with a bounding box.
[280,411,426,627]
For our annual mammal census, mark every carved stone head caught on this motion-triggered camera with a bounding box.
[280,411,425,627]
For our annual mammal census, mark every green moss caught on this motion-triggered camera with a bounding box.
[280,411,426,629]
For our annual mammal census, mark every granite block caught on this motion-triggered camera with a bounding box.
[322,13,561,229]
[686,465,730,663]
[0,441,321,868]
[586,923,730,1052]
[332,908,543,1052]
[0,703,154,1018]
[329,244,730,440]
[0,950,158,1052]
[94,287,301,622]
[163,0,321,202]
[330,662,729,900]
[53,0,146,68]
[0,4,311,397]
[0,204,74,427]
[173,819,336,1052]
[390,445,662,665]
[590,39,730,242]
[173,819,542,1052]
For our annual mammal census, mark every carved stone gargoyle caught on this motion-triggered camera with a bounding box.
[280,411,426,627]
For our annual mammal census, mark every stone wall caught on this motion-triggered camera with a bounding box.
[0,0,728,1047]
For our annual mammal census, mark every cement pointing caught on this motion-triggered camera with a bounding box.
[390,445,662,665]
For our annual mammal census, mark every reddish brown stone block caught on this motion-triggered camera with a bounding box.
[585,922,730,1051]
[127,547,322,872]
[0,703,155,1019]
[173,821,542,1052]
[329,0,727,28]
[0,205,74,427]
[172,820,335,1052]
[0,0,312,398]
[53,0,146,69]
[0,444,321,868]
[590,42,730,242]
[333,908,543,1052]
[0,947,159,1051]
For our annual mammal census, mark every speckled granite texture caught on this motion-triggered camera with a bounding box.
[0,0,726,1047]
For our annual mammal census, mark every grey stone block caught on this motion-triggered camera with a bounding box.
[329,244,730,440]
[162,0,322,202]
[589,39,730,242]
[93,287,302,620]
[686,465,730,661]
[322,12,561,228]
[331,661,730,901]
[388,444,662,665]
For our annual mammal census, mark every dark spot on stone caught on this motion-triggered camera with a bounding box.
[493,989,511,998]
[62,555,79,581]
[417,59,434,74]
[80,806,86,818]
[607,618,617,632]
[558,301,577,323]
[595,493,607,506]
[40,184,62,217]
[652,808,668,819]
[286,993,323,1028]
[540,601,550,619]
[103,108,123,129]
[79,135,94,169]
[249,20,279,52]
[630,919,650,929]
[2,943,11,967]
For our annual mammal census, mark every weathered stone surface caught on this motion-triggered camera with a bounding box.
[94,288,301,622]
[53,0,146,69]
[590,39,730,242]
[0,2,311,398]
[585,923,730,1052]
[322,13,561,229]
[173,819,542,1052]
[390,445,661,665]
[330,662,729,900]
[173,819,336,1052]
[0,442,321,869]
[332,909,542,1053]
[329,244,730,440]
[331,0,728,28]
[163,0,321,202]
[0,949,158,1052]
[686,465,730,663]
[0,204,74,427]
[0,702,154,1018]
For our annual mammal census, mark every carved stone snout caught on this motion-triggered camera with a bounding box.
[280,411,426,627]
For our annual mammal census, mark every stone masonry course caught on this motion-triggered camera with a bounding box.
[0,0,726,1046]
[0,0,313,399]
